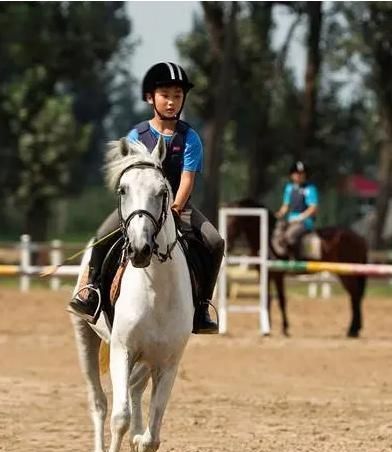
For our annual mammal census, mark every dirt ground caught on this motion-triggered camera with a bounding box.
[1,286,392,452]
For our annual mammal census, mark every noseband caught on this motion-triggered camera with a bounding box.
[117,162,177,263]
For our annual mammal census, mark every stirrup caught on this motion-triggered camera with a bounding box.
[192,300,220,335]
[206,300,219,329]
[68,284,102,324]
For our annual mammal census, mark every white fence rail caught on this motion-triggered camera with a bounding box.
[0,234,80,291]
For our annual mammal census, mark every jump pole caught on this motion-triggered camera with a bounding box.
[269,259,392,276]
[218,207,270,335]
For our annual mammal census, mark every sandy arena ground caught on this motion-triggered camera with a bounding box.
[1,285,392,452]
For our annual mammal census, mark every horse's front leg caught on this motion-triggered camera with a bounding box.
[133,364,179,452]
[129,362,151,449]
[71,317,107,452]
[108,342,132,452]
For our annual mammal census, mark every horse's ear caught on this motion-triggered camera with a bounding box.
[120,137,129,156]
[151,135,166,164]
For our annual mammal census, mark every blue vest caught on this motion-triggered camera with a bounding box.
[289,184,309,213]
[134,120,189,196]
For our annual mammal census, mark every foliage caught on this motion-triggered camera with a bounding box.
[178,1,387,229]
[0,2,136,239]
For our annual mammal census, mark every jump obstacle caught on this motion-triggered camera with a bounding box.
[2,214,392,334]
[218,207,392,335]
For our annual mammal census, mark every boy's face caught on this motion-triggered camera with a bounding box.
[290,171,306,184]
[147,85,184,118]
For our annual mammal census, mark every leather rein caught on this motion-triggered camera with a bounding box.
[116,162,177,263]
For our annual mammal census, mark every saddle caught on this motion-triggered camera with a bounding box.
[95,233,209,327]
[271,221,322,261]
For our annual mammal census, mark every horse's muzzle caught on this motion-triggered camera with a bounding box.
[130,243,152,268]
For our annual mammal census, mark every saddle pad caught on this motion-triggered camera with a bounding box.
[300,233,322,260]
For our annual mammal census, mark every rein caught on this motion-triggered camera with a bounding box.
[117,161,177,264]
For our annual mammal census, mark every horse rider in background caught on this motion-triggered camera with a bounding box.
[273,161,319,259]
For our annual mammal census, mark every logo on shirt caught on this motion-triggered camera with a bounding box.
[172,146,181,153]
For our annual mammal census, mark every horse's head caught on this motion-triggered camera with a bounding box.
[105,136,172,268]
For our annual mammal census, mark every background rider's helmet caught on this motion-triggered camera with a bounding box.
[142,62,194,101]
[289,161,308,175]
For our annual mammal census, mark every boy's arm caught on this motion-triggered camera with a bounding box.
[172,171,195,214]
[294,185,318,221]
[275,184,290,218]
[275,204,289,219]
[295,204,318,222]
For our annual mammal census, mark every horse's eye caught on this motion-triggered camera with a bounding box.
[117,186,126,196]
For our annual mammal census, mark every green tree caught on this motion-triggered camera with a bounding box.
[0,2,135,240]
[326,2,392,244]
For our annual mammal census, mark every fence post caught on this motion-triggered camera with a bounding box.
[259,209,270,335]
[321,272,332,299]
[50,239,62,291]
[218,209,228,334]
[308,282,318,298]
[20,234,31,292]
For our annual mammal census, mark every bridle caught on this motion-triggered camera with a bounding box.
[116,161,177,263]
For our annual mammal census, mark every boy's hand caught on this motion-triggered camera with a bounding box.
[171,204,181,216]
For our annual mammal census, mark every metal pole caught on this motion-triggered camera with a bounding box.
[259,209,270,335]
[50,239,62,291]
[218,209,228,334]
[20,234,31,292]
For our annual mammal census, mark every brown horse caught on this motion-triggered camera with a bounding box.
[226,198,368,337]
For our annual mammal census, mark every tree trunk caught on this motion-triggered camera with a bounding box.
[24,199,50,242]
[201,2,238,226]
[298,1,323,159]
[371,56,392,248]
[373,138,392,248]
[368,4,392,248]
[23,198,51,264]
[246,3,273,200]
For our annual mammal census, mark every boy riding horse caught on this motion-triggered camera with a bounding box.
[68,62,224,334]
[273,161,319,259]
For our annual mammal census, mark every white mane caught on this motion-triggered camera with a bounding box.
[104,139,160,191]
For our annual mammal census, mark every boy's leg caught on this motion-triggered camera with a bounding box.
[180,204,225,334]
[271,220,288,257]
[68,210,122,323]
[284,222,306,259]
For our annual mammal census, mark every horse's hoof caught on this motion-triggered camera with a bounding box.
[347,330,359,338]
[133,434,159,452]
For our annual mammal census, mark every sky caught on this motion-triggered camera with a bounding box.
[127,1,305,83]
[126,2,202,83]
[126,2,307,86]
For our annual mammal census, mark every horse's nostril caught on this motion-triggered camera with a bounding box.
[141,243,151,257]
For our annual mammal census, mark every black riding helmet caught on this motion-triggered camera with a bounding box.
[290,161,308,175]
[142,62,194,120]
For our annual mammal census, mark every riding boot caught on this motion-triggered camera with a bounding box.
[192,300,219,334]
[191,236,223,334]
[68,267,102,324]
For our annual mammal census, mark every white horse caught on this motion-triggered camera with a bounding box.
[71,136,194,452]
